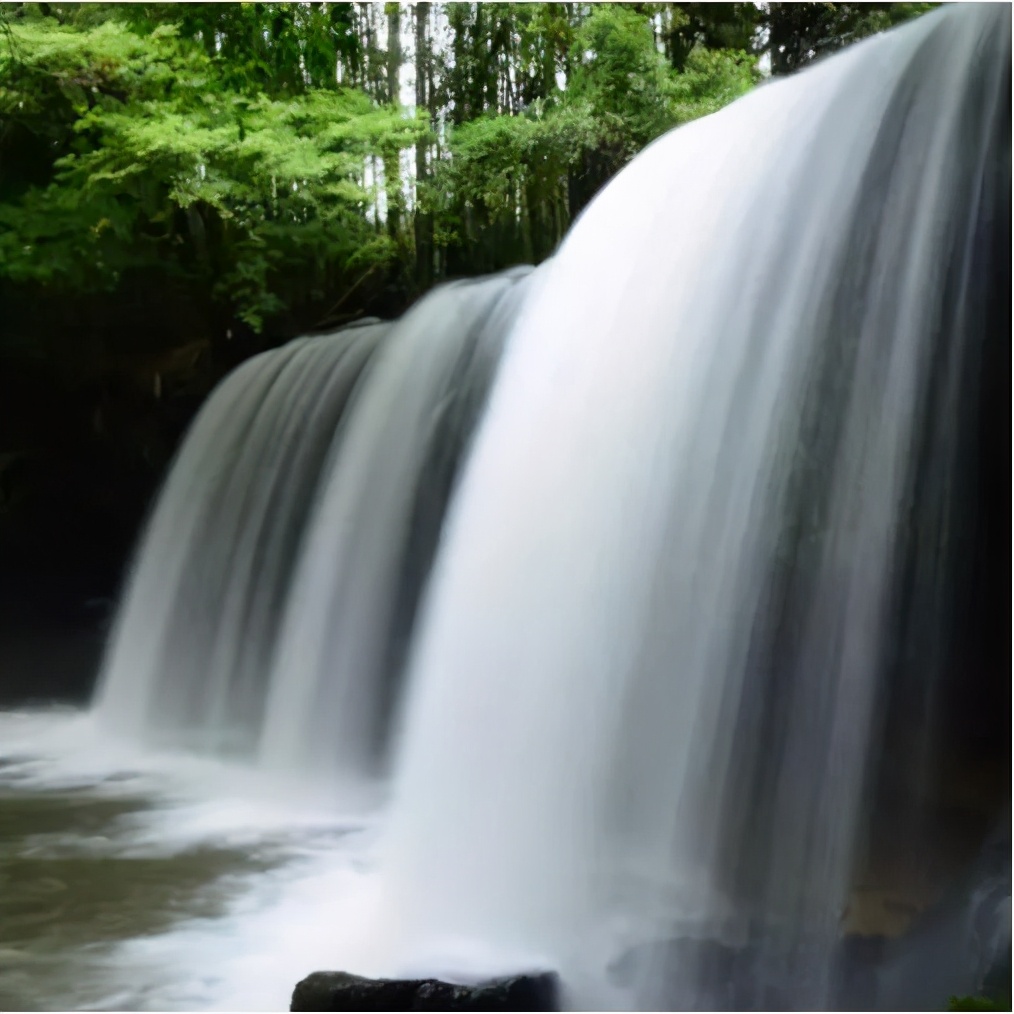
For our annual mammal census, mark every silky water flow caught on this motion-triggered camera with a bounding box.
[3,4,1008,1011]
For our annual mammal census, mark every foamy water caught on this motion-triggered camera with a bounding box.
[0,707,388,1012]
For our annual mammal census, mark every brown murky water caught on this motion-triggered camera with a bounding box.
[0,787,275,1010]
[0,710,368,1012]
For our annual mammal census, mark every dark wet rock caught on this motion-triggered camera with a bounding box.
[875,816,1012,1011]
[290,970,559,1011]
[607,934,829,1011]
[837,933,890,1011]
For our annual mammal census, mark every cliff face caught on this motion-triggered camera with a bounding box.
[0,284,254,702]
[0,271,415,706]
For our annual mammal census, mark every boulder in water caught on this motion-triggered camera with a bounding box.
[290,970,560,1011]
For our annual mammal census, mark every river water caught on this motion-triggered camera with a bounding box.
[0,707,379,1012]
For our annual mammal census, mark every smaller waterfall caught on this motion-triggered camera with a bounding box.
[94,268,532,786]
[95,327,383,755]
[259,269,533,786]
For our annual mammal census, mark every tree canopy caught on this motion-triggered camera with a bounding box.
[1,2,936,348]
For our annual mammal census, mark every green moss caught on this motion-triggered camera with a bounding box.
[948,996,1011,1012]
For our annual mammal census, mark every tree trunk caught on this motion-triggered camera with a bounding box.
[384,3,403,240]
[414,2,433,289]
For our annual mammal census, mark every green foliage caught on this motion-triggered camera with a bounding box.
[668,46,757,123]
[765,2,939,75]
[0,13,422,330]
[947,996,1009,1012]
[429,4,757,267]
[0,0,938,341]
[568,4,681,159]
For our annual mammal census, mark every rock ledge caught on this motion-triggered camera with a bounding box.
[291,969,560,1011]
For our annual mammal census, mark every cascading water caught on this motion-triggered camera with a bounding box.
[95,269,531,782]
[259,269,532,786]
[365,5,1010,1010]
[34,3,1006,1011]
[95,326,385,755]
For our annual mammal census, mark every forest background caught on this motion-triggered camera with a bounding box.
[0,1,934,695]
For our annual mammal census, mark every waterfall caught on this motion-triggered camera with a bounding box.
[95,326,384,755]
[88,2,1009,1010]
[95,269,531,778]
[369,5,1009,1009]
[259,269,532,786]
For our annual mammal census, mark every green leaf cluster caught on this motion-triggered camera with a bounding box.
[0,2,938,341]
[430,4,757,261]
[947,997,1010,1012]
[0,12,423,331]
